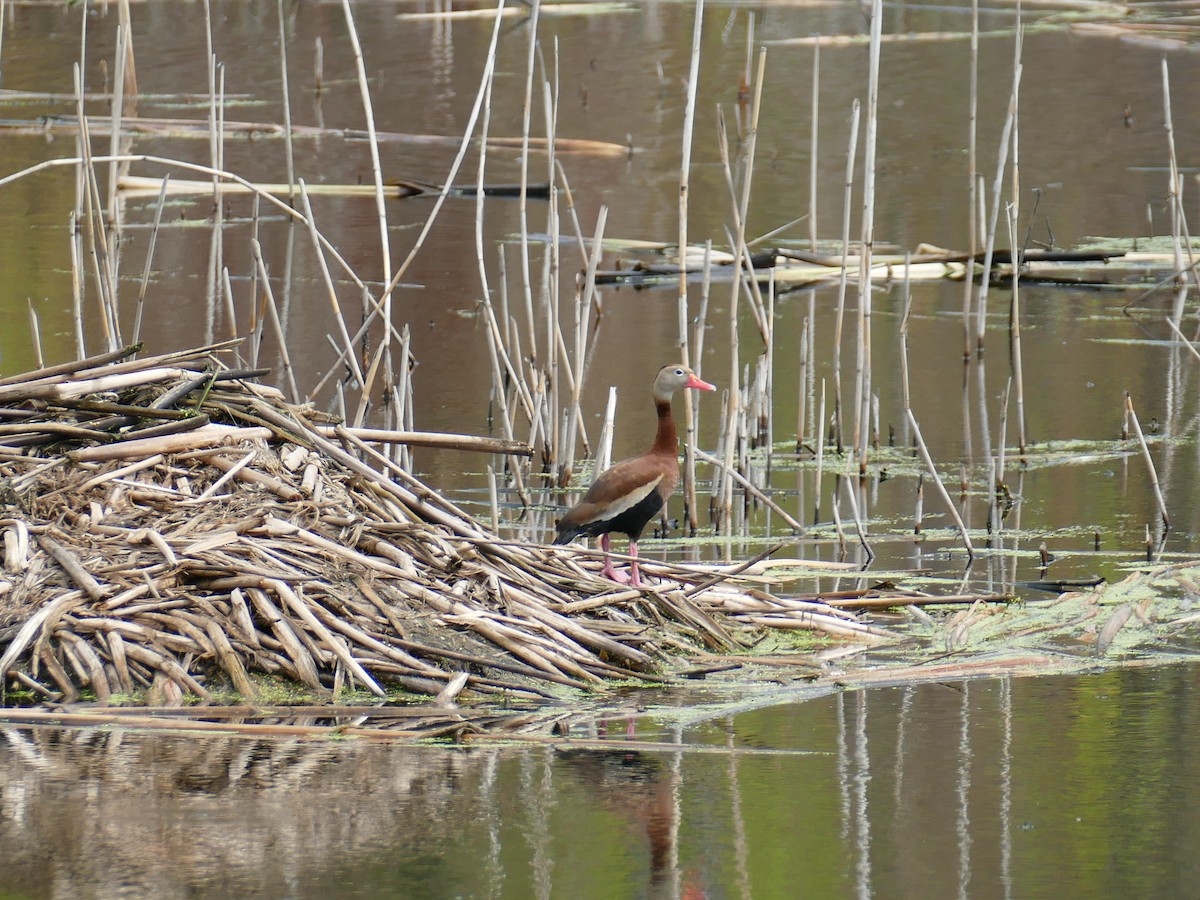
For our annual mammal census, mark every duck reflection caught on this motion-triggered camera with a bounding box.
[557,748,708,899]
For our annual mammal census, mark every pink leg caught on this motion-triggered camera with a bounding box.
[628,540,642,588]
[599,533,630,584]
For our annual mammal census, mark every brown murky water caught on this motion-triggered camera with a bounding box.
[4,1,1200,895]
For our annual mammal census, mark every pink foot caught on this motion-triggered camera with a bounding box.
[601,563,631,585]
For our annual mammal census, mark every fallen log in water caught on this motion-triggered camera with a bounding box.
[0,344,894,707]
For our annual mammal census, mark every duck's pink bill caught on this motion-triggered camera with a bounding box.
[685,374,716,392]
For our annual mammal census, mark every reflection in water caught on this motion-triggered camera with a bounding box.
[957,685,971,900]
[2,669,1196,896]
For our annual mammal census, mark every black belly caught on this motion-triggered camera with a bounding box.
[576,488,666,542]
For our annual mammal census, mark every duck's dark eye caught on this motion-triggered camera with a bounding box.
[675,368,684,376]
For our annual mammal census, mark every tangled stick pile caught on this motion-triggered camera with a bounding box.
[0,345,885,705]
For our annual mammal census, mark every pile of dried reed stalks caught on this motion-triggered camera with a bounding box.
[0,344,888,706]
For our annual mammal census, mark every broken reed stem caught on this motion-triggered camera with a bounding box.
[296,180,365,387]
[132,174,170,346]
[840,458,874,561]
[907,409,975,559]
[1165,317,1200,364]
[694,447,804,533]
[830,476,846,557]
[1125,392,1170,529]
[26,302,44,370]
[251,240,301,404]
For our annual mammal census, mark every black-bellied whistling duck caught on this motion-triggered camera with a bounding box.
[553,364,715,587]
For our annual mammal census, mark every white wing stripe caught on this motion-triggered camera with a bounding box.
[593,475,662,522]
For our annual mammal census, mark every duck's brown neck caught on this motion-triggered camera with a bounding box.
[650,398,677,456]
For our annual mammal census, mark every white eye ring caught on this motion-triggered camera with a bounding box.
[675,368,684,376]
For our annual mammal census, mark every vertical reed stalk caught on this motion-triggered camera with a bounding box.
[203,0,217,202]
[815,378,826,523]
[719,46,768,528]
[1005,206,1027,453]
[313,35,324,94]
[975,27,1022,352]
[739,11,755,138]
[974,343,992,466]
[962,0,979,357]
[557,206,607,485]
[1160,60,1199,324]
[832,100,861,453]
[596,387,617,474]
[517,0,542,368]
[809,44,819,252]
[74,64,120,350]
[398,325,415,468]
[483,302,529,505]
[105,13,130,225]
[342,0,396,420]
[914,473,924,535]
[277,0,296,198]
[766,274,775,455]
[797,316,810,452]
[678,0,705,532]
[69,210,85,358]
[694,242,712,367]
[487,465,500,532]
[899,268,913,410]
[249,194,263,365]
[853,0,883,476]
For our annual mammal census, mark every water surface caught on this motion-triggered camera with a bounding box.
[3,667,1198,898]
